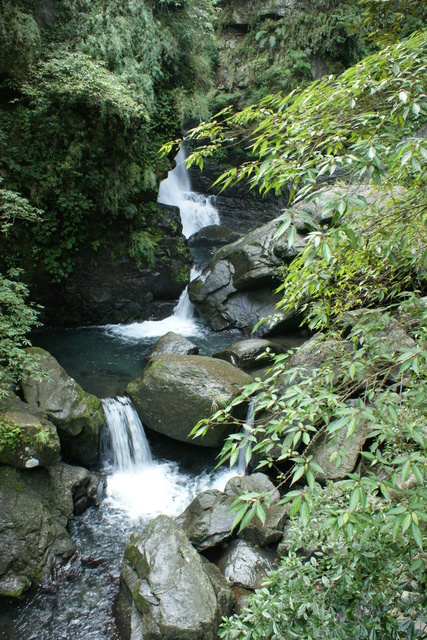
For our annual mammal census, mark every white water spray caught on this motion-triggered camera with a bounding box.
[158,147,219,239]
[105,146,217,340]
[237,401,255,476]
[101,396,238,520]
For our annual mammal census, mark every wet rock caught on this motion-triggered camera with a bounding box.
[0,394,60,469]
[201,557,235,617]
[217,540,275,590]
[188,224,242,250]
[177,473,281,551]
[238,502,290,547]
[213,338,278,370]
[118,515,222,640]
[0,462,97,598]
[310,415,370,481]
[224,473,280,503]
[233,586,252,615]
[188,216,304,335]
[147,332,198,359]
[176,489,236,551]
[127,355,252,448]
[21,347,105,467]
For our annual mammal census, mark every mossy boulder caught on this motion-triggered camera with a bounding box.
[126,355,253,447]
[118,515,224,640]
[0,462,100,598]
[20,348,105,467]
[0,393,60,469]
[147,332,199,359]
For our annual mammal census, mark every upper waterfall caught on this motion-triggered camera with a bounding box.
[158,146,219,239]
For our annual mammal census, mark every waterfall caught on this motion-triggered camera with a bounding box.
[101,396,152,471]
[237,402,255,475]
[158,146,220,239]
[105,146,216,340]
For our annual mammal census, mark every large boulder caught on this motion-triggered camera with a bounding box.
[0,462,101,597]
[188,216,305,335]
[310,413,370,481]
[0,394,60,469]
[117,515,225,640]
[126,355,253,447]
[147,332,198,359]
[177,473,281,551]
[187,224,241,250]
[21,347,105,467]
[216,540,275,590]
[176,489,236,551]
[213,338,278,370]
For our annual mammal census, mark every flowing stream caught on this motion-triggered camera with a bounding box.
[0,148,239,639]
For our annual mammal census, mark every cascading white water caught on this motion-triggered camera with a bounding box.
[100,396,237,519]
[101,396,152,471]
[105,147,216,340]
[158,146,220,238]
[237,401,255,475]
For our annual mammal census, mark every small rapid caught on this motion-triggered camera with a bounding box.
[101,396,237,520]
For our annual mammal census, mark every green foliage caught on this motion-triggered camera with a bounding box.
[0,269,41,399]
[220,484,427,639]
[129,231,158,268]
[0,1,41,79]
[0,0,217,283]
[0,186,43,235]
[0,419,22,452]
[185,22,427,639]
[214,0,369,109]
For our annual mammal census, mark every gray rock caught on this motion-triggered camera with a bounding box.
[147,332,198,359]
[201,557,235,617]
[224,473,280,503]
[213,338,278,370]
[21,347,105,467]
[126,355,253,447]
[188,216,304,335]
[176,489,236,551]
[187,224,242,249]
[339,310,415,355]
[119,515,221,640]
[0,394,60,469]
[217,540,275,589]
[283,333,352,388]
[310,417,370,481]
[0,462,98,598]
[238,502,290,547]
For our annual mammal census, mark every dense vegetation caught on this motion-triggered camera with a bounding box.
[0,0,217,284]
[181,4,427,637]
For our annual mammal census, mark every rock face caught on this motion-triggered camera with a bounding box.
[0,394,60,469]
[310,417,369,481]
[216,540,275,590]
[177,473,281,551]
[0,462,100,597]
[187,224,242,250]
[126,355,253,447]
[188,162,289,235]
[213,338,278,370]
[21,348,105,467]
[177,489,236,551]
[31,203,193,326]
[118,515,227,640]
[188,214,306,334]
[147,332,198,359]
